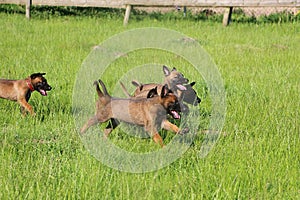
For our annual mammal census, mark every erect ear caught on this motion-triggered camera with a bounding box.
[139,85,143,91]
[160,84,169,97]
[163,65,171,76]
[131,80,141,87]
[94,80,104,98]
[190,82,196,87]
[171,67,177,71]
[30,72,46,79]
[147,87,158,98]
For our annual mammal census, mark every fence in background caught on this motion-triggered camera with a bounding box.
[0,0,299,25]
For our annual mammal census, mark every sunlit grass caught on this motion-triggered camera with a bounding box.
[0,12,299,199]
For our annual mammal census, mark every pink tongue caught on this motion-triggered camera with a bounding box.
[171,111,180,119]
[176,84,187,90]
[40,90,47,96]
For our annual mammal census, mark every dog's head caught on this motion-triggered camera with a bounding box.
[163,65,189,91]
[160,85,181,119]
[181,82,201,106]
[30,73,52,96]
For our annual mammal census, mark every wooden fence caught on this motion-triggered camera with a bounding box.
[1,0,299,25]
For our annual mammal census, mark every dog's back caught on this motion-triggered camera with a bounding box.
[0,79,23,101]
[81,80,182,147]
[89,80,180,128]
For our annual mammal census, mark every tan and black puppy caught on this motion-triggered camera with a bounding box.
[132,65,189,98]
[127,80,201,107]
[80,79,185,147]
[0,73,52,115]
[121,65,201,107]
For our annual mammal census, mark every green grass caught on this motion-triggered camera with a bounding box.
[0,12,299,199]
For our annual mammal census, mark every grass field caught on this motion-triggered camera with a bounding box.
[0,12,299,199]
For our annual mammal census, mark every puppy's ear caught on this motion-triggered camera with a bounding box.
[94,80,104,98]
[30,72,46,79]
[190,82,196,87]
[131,80,141,87]
[163,65,171,76]
[139,85,143,92]
[98,79,109,96]
[147,87,158,98]
[160,84,169,97]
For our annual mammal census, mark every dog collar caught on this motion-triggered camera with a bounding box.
[26,79,35,91]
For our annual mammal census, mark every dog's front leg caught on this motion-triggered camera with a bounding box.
[152,132,165,147]
[162,119,189,134]
[161,119,180,133]
[18,98,35,116]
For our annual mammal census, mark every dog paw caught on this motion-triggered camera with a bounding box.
[178,127,189,134]
[103,128,112,138]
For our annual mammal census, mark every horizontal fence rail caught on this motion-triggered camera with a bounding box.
[124,0,300,7]
[0,0,124,7]
[1,0,299,25]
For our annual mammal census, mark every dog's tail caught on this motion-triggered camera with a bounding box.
[119,81,131,98]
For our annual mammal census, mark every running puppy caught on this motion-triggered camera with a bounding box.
[128,80,201,106]
[132,65,189,98]
[0,72,52,115]
[120,65,201,110]
[80,79,185,147]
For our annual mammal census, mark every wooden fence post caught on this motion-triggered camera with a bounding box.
[26,0,32,19]
[123,5,132,26]
[222,7,233,26]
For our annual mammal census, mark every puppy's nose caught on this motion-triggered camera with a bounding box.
[48,86,52,90]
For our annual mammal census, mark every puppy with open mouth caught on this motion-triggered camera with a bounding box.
[121,65,201,110]
[0,72,52,115]
[80,79,186,147]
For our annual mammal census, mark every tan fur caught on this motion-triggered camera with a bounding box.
[120,66,200,114]
[80,80,184,147]
[130,65,188,99]
[0,73,51,115]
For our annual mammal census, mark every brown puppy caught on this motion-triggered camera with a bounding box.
[0,73,52,115]
[127,80,201,106]
[121,65,200,108]
[80,79,184,147]
[132,65,189,98]
[112,66,200,134]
